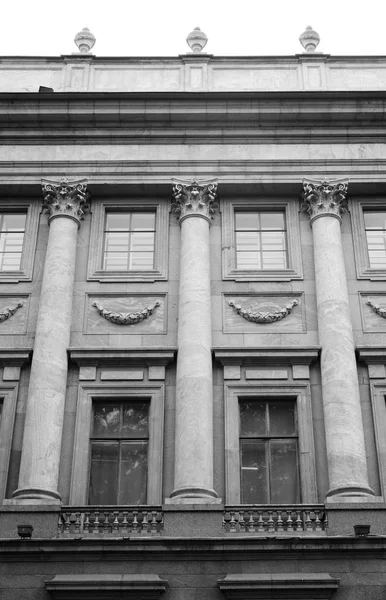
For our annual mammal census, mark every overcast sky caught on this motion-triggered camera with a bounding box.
[1,0,386,57]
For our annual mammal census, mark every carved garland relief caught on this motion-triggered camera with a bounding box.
[92,300,160,325]
[0,301,24,323]
[228,299,299,324]
[367,299,386,319]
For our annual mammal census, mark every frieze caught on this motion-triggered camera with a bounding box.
[302,178,348,223]
[92,300,160,325]
[0,301,23,323]
[41,178,90,225]
[229,299,299,324]
[171,178,218,222]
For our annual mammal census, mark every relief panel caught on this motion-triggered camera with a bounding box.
[84,294,166,335]
[0,295,29,335]
[360,293,386,333]
[223,293,305,333]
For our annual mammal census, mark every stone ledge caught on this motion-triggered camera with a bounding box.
[45,574,167,600]
[218,573,339,599]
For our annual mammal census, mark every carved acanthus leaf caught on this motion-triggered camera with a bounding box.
[171,178,218,221]
[0,301,23,323]
[229,299,299,324]
[366,299,386,319]
[92,301,160,325]
[41,178,90,225]
[302,178,348,222]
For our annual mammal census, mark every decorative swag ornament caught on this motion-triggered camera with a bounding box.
[229,299,299,324]
[366,299,386,319]
[0,301,23,323]
[92,300,160,325]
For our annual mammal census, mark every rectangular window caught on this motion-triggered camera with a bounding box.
[103,212,155,271]
[239,399,300,504]
[0,213,26,271]
[364,211,386,269]
[89,400,149,505]
[235,211,287,270]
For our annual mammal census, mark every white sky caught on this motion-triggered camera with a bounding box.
[1,0,386,57]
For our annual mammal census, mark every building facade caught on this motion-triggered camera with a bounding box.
[0,28,386,600]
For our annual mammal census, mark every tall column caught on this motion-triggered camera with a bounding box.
[13,179,89,503]
[302,178,373,499]
[169,179,219,501]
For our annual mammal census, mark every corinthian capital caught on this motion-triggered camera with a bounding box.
[171,178,218,223]
[302,178,348,223]
[41,178,90,226]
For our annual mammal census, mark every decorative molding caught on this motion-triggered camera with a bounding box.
[92,300,160,325]
[366,299,386,318]
[302,178,348,223]
[45,574,167,600]
[228,299,298,324]
[171,178,218,222]
[0,301,23,323]
[41,178,90,226]
[218,573,339,600]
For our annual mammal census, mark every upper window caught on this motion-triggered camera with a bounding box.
[88,200,169,282]
[235,211,287,270]
[89,400,149,505]
[364,211,386,269]
[239,399,299,504]
[0,213,26,271]
[103,212,155,271]
[221,199,303,281]
[0,202,39,282]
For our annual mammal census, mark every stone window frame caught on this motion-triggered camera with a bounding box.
[369,382,386,498]
[70,383,165,505]
[224,383,317,504]
[0,384,19,502]
[221,198,303,281]
[350,197,386,280]
[87,198,169,282]
[0,200,40,282]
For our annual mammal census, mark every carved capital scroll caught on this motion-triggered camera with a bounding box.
[0,301,23,323]
[367,299,386,319]
[302,178,348,224]
[41,178,90,226]
[171,178,218,223]
[229,299,299,324]
[92,301,160,325]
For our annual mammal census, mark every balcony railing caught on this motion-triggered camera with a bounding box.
[58,506,164,537]
[223,505,327,534]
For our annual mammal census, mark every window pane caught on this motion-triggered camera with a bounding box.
[93,403,122,436]
[1,214,26,232]
[0,253,23,270]
[235,212,259,230]
[364,212,386,229]
[132,213,155,230]
[240,440,268,504]
[236,252,261,270]
[270,440,299,503]
[261,252,287,269]
[261,231,286,251]
[130,253,154,270]
[119,441,148,504]
[122,402,149,437]
[235,231,259,251]
[89,442,119,504]
[260,213,285,230]
[269,402,296,436]
[106,213,131,231]
[239,401,266,436]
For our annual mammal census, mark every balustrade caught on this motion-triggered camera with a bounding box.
[223,505,327,534]
[58,506,163,536]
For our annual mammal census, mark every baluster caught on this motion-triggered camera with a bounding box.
[132,511,139,534]
[229,511,236,533]
[93,511,100,534]
[141,511,149,534]
[74,512,81,534]
[268,510,275,533]
[315,511,322,532]
[57,514,63,535]
[63,512,71,534]
[238,511,245,533]
[112,511,119,535]
[277,510,284,532]
[305,510,312,531]
[323,511,328,531]
[286,510,294,532]
[257,511,265,532]
[103,511,110,534]
[121,511,129,536]
[83,512,90,534]
[248,511,255,532]
[150,511,158,534]
[296,510,303,531]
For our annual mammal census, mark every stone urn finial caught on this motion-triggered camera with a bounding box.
[186,26,208,53]
[299,25,320,53]
[74,27,96,54]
